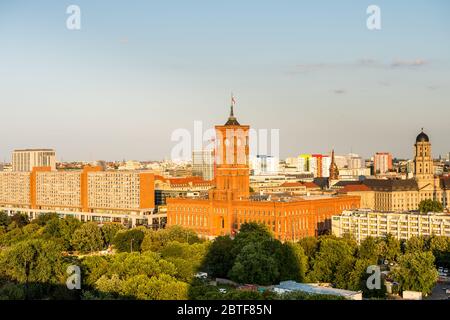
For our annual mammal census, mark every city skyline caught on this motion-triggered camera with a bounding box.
[0,126,447,164]
[1,0,449,161]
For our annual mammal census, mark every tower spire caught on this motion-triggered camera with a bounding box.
[225,93,240,126]
[329,149,339,180]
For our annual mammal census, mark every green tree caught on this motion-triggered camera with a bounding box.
[391,251,438,295]
[120,274,188,300]
[32,212,59,226]
[228,242,280,285]
[298,236,318,272]
[231,223,273,259]
[429,236,450,267]
[81,255,110,287]
[113,229,145,253]
[106,252,177,279]
[419,199,443,213]
[358,237,383,261]
[308,238,356,286]
[298,236,318,259]
[265,240,307,283]
[71,222,104,253]
[9,213,29,228]
[0,239,65,298]
[203,236,235,278]
[0,282,26,300]
[101,223,124,246]
[347,258,386,298]
[94,274,123,298]
[378,234,401,263]
[43,216,82,250]
[0,211,11,227]
[160,241,208,281]
[403,236,429,254]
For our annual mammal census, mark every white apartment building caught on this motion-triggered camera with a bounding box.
[332,209,450,243]
[12,149,56,172]
[251,155,279,175]
[346,154,363,170]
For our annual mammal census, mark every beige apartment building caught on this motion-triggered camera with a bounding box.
[87,171,142,212]
[332,210,450,243]
[0,172,31,207]
[0,166,160,226]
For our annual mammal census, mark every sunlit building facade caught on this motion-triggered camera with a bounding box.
[167,104,360,240]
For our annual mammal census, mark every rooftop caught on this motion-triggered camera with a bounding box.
[339,209,450,217]
[275,281,362,299]
[13,149,55,152]
[363,179,418,191]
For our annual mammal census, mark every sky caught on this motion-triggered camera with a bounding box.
[0,0,449,162]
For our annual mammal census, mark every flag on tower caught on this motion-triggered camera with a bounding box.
[231,94,236,106]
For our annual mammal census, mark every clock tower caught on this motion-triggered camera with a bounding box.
[212,100,250,201]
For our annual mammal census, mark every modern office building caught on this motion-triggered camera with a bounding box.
[332,209,450,243]
[12,149,56,172]
[192,150,215,181]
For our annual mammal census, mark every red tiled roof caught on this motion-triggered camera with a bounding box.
[338,184,372,193]
[154,175,167,182]
[302,182,320,189]
[280,182,303,187]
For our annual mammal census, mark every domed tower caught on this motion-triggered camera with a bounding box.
[414,129,433,179]
[414,128,436,192]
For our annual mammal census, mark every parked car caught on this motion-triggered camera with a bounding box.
[194,272,208,279]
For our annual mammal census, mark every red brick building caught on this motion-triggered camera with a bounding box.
[167,103,360,240]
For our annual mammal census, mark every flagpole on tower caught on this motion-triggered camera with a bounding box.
[230,92,236,117]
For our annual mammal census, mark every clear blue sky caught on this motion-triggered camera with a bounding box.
[1,0,449,161]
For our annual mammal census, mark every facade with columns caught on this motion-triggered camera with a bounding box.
[167,103,360,240]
